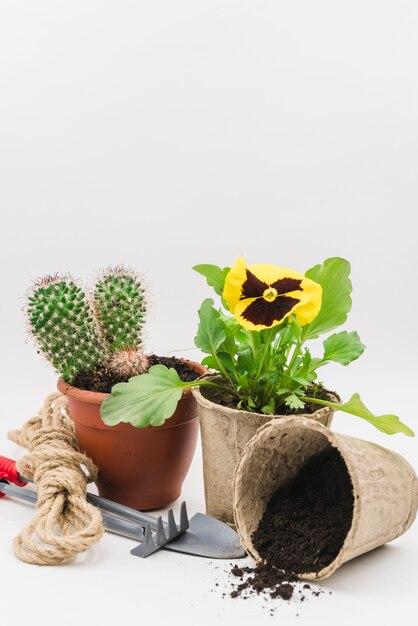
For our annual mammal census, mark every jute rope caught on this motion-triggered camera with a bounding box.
[7,393,104,565]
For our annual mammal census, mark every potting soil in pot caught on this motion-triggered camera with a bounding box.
[229,447,353,601]
[73,355,199,392]
[201,383,333,415]
[253,446,354,574]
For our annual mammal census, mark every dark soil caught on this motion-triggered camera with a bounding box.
[252,447,354,575]
[200,381,334,415]
[147,356,200,383]
[227,448,350,605]
[230,563,297,599]
[72,355,200,393]
[228,562,329,605]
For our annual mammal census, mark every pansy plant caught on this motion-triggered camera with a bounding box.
[101,257,414,437]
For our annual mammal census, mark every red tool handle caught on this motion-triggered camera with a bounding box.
[0,455,27,496]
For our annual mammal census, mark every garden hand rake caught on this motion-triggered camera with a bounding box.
[0,455,245,559]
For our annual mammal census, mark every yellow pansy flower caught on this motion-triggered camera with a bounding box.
[223,258,322,331]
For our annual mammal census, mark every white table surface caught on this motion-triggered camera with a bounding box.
[1,370,417,626]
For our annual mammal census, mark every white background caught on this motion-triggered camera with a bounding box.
[0,1,417,625]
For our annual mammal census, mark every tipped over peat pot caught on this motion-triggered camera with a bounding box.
[58,360,206,510]
[233,417,418,579]
[192,386,339,525]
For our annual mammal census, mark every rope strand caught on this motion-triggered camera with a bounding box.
[8,393,104,565]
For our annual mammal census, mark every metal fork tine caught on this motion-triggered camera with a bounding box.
[179,501,189,532]
[167,508,177,539]
[143,524,156,555]
[130,524,157,558]
[156,516,166,545]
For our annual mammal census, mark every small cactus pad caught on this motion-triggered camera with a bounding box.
[105,347,149,379]
[93,266,146,352]
[27,276,107,382]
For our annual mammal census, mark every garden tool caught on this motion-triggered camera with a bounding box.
[0,455,246,559]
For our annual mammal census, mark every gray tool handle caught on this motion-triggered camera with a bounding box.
[0,481,38,505]
[18,472,163,531]
[0,481,147,542]
[86,492,164,530]
[102,512,146,542]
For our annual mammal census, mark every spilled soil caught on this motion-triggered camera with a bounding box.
[228,562,328,606]
[230,563,297,600]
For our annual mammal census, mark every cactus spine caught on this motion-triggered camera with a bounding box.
[27,276,108,383]
[93,266,148,378]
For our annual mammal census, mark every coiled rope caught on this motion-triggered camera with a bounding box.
[7,393,104,565]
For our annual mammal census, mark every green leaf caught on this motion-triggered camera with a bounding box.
[293,376,310,386]
[100,365,190,428]
[219,312,248,344]
[194,299,226,356]
[258,370,282,386]
[322,331,366,366]
[193,264,231,296]
[217,316,239,359]
[279,324,296,345]
[216,351,237,374]
[285,394,306,410]
[247,397,257,409]
[201,355,218,369]
[261,397,276,415]
[301,392,414,437]
[303,257,352,339]
[309,357,323,370]
[297,350,311,375]
[237,346,257,375]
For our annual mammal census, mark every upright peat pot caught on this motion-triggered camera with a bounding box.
[192,388,339,525]
[233,417,418,579]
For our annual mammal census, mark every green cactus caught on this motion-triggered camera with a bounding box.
[93,266,146,351]
[27,275,107,382]
[93,266,148,378]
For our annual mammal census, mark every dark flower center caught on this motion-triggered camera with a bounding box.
[239,269,304,327]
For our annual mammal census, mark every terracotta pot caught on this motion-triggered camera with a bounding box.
[57,360,206,510]
[192,386,338,525]
[234,417,418,579]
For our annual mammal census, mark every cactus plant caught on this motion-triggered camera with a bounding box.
[93,266,148,378]
[27,275,108,383]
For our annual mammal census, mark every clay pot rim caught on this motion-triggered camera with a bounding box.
[192,382,340,422]
[233,416,362,581]
[58,358,207,405]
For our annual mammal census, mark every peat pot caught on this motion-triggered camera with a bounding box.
[58,360,206,510]
[192,387,338,525]
[234,416,418,579]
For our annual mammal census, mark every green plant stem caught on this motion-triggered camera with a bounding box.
[211,354,234,385]
[287,338,302,373]
[247,331,257,359]
[283,338,294,362]
[300,395,337,409]
[254,329,274,383]
[309,359,327,372]
[195,379,240,399]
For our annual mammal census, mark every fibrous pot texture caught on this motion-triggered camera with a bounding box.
[192,387,338,525]
[233,417,418,579]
